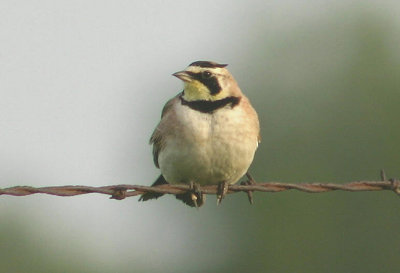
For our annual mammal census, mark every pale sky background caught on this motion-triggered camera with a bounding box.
[1,1,400,272]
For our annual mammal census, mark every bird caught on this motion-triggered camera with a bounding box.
[139,61,260,207]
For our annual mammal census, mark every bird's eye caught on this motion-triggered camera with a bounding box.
[202,71,212,79]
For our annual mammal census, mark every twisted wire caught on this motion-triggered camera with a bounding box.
[1,179,399,200]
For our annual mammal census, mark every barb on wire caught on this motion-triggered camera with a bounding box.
[1,176,400,201]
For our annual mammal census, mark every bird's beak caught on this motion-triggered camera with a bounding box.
[172,71,192,82]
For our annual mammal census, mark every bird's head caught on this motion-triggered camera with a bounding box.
[173,61,242,102]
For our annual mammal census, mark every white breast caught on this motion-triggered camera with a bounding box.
[158,102,258,185]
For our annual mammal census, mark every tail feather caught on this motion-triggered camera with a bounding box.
[138,175,168,202]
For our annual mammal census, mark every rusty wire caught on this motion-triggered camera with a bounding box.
[1,175,399,201]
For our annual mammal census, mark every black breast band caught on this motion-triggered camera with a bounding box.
[180,95,241,114]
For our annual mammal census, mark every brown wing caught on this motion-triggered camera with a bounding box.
[150,95,179,168]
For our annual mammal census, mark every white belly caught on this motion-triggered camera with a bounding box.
[158,104,258,185]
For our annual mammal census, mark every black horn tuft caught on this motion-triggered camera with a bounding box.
[189,61,228,68]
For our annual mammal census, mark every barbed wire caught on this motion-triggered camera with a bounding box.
[1,171,399,201]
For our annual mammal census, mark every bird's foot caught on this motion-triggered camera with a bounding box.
[217,181,229,205]
[176,181,205,208]
[240,172,257,204]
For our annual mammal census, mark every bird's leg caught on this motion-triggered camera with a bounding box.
[190,182,200,209]
[216,181,229,205]
[175,181,205,208]
[240,172,257,204]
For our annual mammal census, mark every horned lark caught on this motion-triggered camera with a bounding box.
[139,61,260,207]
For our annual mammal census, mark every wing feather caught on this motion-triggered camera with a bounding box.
[150,95,180,168]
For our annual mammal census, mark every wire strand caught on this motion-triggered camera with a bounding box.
[1,179,399,201]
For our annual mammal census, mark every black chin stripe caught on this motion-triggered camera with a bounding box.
[189,61,228,68]
[180,95,241,113]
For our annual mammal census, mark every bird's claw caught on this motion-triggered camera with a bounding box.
[217,181,229,205]
[240,172,257,204]
[176,181,205,208]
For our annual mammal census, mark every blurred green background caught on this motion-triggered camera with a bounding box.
[1,1,400,273]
